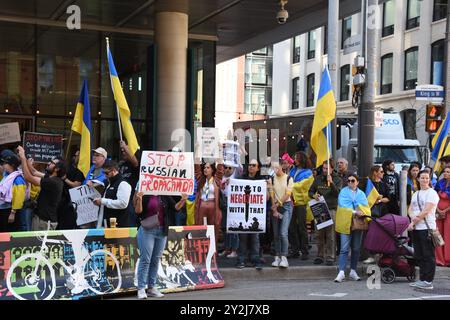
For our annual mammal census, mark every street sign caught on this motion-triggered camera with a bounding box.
[374,110,383,128]
[343,34,362,55]
[415,84,444,103]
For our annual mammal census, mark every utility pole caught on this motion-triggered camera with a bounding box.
[328,0,339,158]
[445,0,450,113]
[358,0,378,178]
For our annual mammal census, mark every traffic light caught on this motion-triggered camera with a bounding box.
[425,104,444,133]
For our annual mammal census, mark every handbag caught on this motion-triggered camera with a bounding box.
[351,215,369,231]
[417,191,445,247]
[140,214,159,230]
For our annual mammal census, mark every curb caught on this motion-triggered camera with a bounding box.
[220,265,450,282]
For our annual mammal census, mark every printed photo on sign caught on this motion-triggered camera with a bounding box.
[23,131,63,163]
[69,185,102,226]
[139,151,194,196]
[226,179,267,233]
[197,127,219,159]
[309,196,334,230]
[223,140,240,168]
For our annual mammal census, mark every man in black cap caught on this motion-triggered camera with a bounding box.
[17,146,66,231]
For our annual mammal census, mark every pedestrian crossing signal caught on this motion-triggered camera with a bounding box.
[425,104,444,133]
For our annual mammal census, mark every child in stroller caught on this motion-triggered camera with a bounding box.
[364,214,416,284]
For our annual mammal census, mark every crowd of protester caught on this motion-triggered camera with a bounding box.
[1,142,449,297]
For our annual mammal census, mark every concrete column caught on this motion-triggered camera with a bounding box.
[155,0,188,150]
[418,0,432,85]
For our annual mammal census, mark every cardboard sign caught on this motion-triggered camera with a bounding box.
[23,131,63,163]
[309,197,334,230]
[139,151,194,196]
[223,140,240,168]
[0,122,21,145]
[197,127,219,159]
[69,185,102,226]
[226,179,267,234]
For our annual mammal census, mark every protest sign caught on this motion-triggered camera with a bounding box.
[223,140,240,168]
[138,151,195,196]
[226,179,267,233]
[309,196,334,230]
[197,127,219,159]
[0,122,21,145]
[23,132,63,163]
[69,185,102,226]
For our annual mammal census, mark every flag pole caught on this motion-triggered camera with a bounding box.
[106,37,123,142]
[326,123,330,187]
[65,129,73,161]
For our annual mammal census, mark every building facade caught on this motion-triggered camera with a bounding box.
[219,0,447,149]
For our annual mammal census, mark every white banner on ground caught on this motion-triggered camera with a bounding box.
[197,127,219,159]
[0,122,20,145]
[138,151,194,196]
[226,179,267,234]
[69,185,102,226]
[223,140,240,168]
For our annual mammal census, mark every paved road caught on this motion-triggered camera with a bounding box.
[117,275,450,301]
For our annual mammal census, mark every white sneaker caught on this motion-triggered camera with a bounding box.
[147,287,164,298]
[227,251,238,258]
[334,271,345,283]
[279,256,289,268]
[363,257,375,264]
[272,256,281,267]
[137,288,147,299]
[349,269,361,281]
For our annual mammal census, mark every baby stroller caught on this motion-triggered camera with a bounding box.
[364,214,416,284]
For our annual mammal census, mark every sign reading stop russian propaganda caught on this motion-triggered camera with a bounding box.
[226,179,267,234]
[23,131,63,163]
[139,151,195,196]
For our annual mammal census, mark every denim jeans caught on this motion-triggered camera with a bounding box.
[238,233,260,264]
[338,230,363,272]
[127,199,138,227]
[20,208,33,231]
[271,202,293,256]
[174,210,187,226]
[137,226,167,289]
[225,233,239,250]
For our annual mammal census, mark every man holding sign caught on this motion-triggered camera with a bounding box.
[92,160,131,228]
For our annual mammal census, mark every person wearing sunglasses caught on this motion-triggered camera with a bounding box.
[17,146,66,231]
[334,174,371,282]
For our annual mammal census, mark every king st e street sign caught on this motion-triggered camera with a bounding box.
[415,85,444,103]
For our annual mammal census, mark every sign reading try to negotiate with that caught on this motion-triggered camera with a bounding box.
[139,151,194,196]
[23,131,63,163]
[415,84,444,103]
[226,179,267,234]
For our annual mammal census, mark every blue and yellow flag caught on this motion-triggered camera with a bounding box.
[431,111,450,171]
[311,67,336,168]
[106,42,140,156]
[71,80,92,177]
[336,187,371,235]
[365,178,380,208]
[289,167,314,206]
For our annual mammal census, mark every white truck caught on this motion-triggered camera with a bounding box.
[336,113,426,173]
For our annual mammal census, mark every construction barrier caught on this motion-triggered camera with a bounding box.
[0,225,224,300]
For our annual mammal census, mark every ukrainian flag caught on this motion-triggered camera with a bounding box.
[289,167,314,206]
[365,178,380,208]
[432,111,450,171]
[311,67,336,168]
[106,41,140,156]
[335,187,371,235]
[71,80,92,177]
